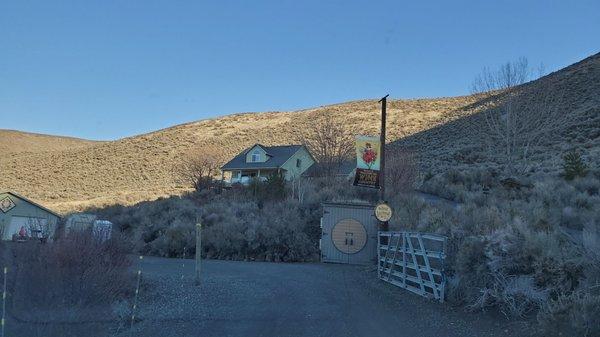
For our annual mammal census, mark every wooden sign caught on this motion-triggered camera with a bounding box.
[0,197,15,213]
[374,202,393,222]
[354,168,380,188]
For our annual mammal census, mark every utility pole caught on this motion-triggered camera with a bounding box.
[379,94,389,202]
[195,223,202,286]
[379,94,389,232]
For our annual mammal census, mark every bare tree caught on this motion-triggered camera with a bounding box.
[385,147,417,197]
[176,149,221,192]
[471,58,567,176]
[471,57,531,93]
[290,176,311,203]
[294,113,355,177]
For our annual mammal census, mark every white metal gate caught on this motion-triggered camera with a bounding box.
[377,231,447,302]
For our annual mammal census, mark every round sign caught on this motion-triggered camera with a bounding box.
[374,203,393,222]
[331,219,367,254]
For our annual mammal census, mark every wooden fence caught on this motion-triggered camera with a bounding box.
[377,231,447,302]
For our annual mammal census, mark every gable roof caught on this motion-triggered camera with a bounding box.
[221,144,304,170]
[1,191,62,218]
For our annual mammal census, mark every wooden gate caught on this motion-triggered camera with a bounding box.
[377,231,447,302]
[320,203,378,265]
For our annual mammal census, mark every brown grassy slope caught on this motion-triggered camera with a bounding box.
[0,129,100,154]
[0,96,479,213]
[1,53,598,213]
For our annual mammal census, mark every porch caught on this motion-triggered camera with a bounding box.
[222,168,282,185]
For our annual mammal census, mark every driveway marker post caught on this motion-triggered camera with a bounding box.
[181,246,187,288]
[2,267,6,337]
[131,256,143,333]
[195,223,202,286]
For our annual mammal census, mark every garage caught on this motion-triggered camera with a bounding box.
[320,202,378,265]
[5,216,49,239]
[0,191,60,241]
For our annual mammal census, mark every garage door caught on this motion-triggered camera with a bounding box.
[4,216,48,240]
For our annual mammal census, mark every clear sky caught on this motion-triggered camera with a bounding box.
[1,1,599,140]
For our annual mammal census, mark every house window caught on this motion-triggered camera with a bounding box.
[251,150,261,162]
[296,158,301,168]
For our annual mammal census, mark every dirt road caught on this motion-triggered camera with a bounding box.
[128,257,531,337]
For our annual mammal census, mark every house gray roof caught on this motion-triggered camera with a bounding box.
[221,144,304,170]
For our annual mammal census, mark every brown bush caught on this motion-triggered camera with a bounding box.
[5,232,133,327]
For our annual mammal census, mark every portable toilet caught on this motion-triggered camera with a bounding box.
[65,213,97,234]
[92,220,113,242]
[320,202,378,265]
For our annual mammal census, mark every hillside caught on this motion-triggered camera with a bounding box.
[396,52,600,175]
[0,129,101,154]
[1,53,598,213]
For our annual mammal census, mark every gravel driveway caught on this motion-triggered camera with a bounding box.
[125,257,532,337]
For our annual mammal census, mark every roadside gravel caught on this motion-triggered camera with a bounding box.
[123,257,533,337]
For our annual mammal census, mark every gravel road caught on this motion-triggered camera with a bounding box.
[126,257,532,337]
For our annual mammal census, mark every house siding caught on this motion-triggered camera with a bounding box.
[281,147,315,180]
[244,145,268,163]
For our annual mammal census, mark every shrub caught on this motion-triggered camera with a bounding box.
[201,199,319,262]
[147,219,196,257]
[1,232,133,336]
[9,232,132,311]
[562,151,588,181]
[572,176,600,196]
[95,196,202,256]
[422,169,600,328]
[538,291,600,337]
[93,175,374,262]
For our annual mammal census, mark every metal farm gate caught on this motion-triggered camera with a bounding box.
[378,231,447,302]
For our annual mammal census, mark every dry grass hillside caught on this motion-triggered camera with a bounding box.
[0,129,101,154]
[396,52,600,175]
[1,53,598,213]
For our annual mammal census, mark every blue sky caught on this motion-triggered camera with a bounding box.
[1,1,599,140]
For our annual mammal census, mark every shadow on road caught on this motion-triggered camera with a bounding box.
[125,257,532,337]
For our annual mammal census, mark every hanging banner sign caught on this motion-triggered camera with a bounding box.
[353,135,381,189]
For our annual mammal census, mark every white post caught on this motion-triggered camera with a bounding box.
[1,267,6,337]
[130,256,143,332]
[195,223,202,286]
[181,246,187,288]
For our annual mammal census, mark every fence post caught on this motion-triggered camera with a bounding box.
[131,256,143,333]
[181,246,187,288]
[2,267,6,337]
[195,223,202,286]
[377,232,381,279]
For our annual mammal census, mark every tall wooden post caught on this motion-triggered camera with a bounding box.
[379,94,390,232]
[195,223,202,286]
[379,94,389,202]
